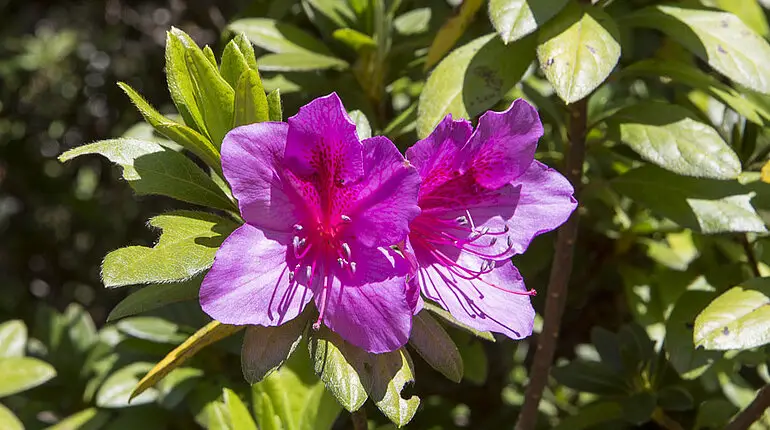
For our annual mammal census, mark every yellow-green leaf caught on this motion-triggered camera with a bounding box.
[234,70,270,127]
[424,0,484,70]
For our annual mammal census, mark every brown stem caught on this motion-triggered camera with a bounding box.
[351,409,367,430]
[514,99,587,430]
[726,384,770,430]
[741,234,762,278]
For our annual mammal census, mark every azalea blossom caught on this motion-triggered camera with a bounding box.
[405,100,577,339]
[200,93,421,353]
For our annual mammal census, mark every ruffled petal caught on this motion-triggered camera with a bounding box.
[221,122,302,231]
[462,99,543,189]
[285,93,363,185]
[347,136,421,248]
[200,224,312,326]
[416,256,534,340]
[406,115,472,197]
[320,246,412,353]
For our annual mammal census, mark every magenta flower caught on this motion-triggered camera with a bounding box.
[200,93,421,353]
[405,100,577,339]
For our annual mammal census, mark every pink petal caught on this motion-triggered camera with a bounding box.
[406,115,472,197]
[416,256,534,339]
[462,99,543,189]
[319,246,413,353]
[285,93,364,185]
[347,136,422,248]
[200,224,312,326]
[221,122,303,231]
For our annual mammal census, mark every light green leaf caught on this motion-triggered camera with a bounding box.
[348,110,371,140]
[241,313,308,384]
[59,139,234,212]
[252,392,281,430]
[423,301,495,342]
[107,278,201,322]
[224,388,257,430]
[369,350,420,426]
[627,6,770,94]
[489,0,569,43]
[101,211,238,288]
[537,2,620,104]
[63,303,98,353]
[424,0,485,70]
[0,403,22,430]
[417,33,535,138]
[203,46,217,67]
[409,311,463,383]
[116,317,184,344]
[394,8,432,36]
[220,40,252,89]
[715,0,769,37]
[267,89,282,122]
[612,165,767,234]
[97,363,158,408]
[610,102,740,179]
[234,70,270,127]
[664,291,721,379]
[694,277,770,350]
[552,360,628,395]
[118,82,222,170]
[309,329,369,412]
[257,53,348,72]
[0,357,56,397]
[46,408,111,430]
[693,399,738,430]
[332,28,376,52]
[229,19,334,56]
[0,320,26,358]
[186,48,235,147]
[302,0,356,32]
[165,28,207,135]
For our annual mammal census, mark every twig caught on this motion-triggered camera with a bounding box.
[726,384,770,430]
[740,234,762,278]
[514,99,588,430]
[351,409,367,430]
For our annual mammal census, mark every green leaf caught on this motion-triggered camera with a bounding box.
[59,139,234,212]
[117,82,221,171]
[220,40,252,89]
[234,70,270,127]
[657,386,694,411]
[715,0,769,37]
[612,165,767,234]
[155,367,204,410]
[609,102,740,179]
[590,327,623,374]
[332,28,376,52]
[0,403,22,430]
[537,2,620,104]
[394,8,432,36]
[229,19,334,55]
[627,6,770,94]
[552,360,628,395]
[489,0,569,43]
[424,0,485,70]
[450,329,488,384]
[693,399,738,430]
[101,211,238,288]
[619,392,656,425]
[694,277,770,350]
[186,48,235,147]
[165,28,207,135]
[348,110,371,140]
[0,320,26,358]
[267,89,282,121]
[257,52,348,72]
[234,33,258,69]
[664,291,721,379]
[47,408,111,430]
[417,33,535,138]
[254,339,342,430]
[369,349,420,426]
[409,311,463,383]
[116,317,184,344]
[203,46,217,67]
[301,0,356,32]
[97,363,158,408]
[423,301,495,342]
[224,388,257,430]
[241,313,308,383]
[0,357,56,397]
[552,401,623,430]
[620,59,770,125]
[309,329,369,411]
[107,278,201,322]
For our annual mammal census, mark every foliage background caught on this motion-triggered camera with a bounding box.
[3,0,770,429]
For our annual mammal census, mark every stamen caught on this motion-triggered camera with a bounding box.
[349,261,357,274]
[455,216,468,226]
[341,242,351,260]
[305,266,312,279]
[313,275,330,330]
[337,257,346,268]
[293,224,303,232]
[340,214,352,223]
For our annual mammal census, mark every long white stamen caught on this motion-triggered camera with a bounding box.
[340,214,352,223]
[342,243,351,260]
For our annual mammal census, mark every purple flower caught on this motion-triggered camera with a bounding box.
[200,93,421,353]
[405,100,577,339]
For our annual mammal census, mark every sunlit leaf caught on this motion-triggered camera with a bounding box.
[229,19,334,55]
[0,403,22,430]
[107,278,202,322]
[267,89,282,122]
[0,357,56,397]
[257,52,348,72]
[223,388,257,430]
[0,320,26,358]
[166,28,207,135]
[424,0,484,70]
[46,407,111,430]
[97,363,158,408]
[234,70,270,126]
[186,48,235,147]
[116,317,185,344]
[489,0,569,43]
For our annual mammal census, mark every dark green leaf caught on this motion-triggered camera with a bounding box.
[552,401,624,430]
[449,329,488,385]
[234,70,270,127]
[620,392,656,425]
[0,357,56,397]
[590,327,623,374]
[409,311,463,383]
[241,313,308,383]
[665,291,721,379]
[657,386,694,411]
[101,211,238,287]
[489,0,569,43]
[186,48,235,147]
[423,302,495,342]
[107,278,202,322]
[552,360,628,395]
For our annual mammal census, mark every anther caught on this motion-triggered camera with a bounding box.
[489,238,497,246]
[293,224,303,232]
[340,214,352,223]
[455,216,468,226]
[337,257,346,268]
[293,236,301,249]
[349,262,357,274]
[341,243,351,260]
[305,266,312,279]
[288,271,294,282]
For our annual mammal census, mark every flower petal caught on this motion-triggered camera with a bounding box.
[462,99,543,189]
[200,224,312,326]
[285,93,363,185]
[416,256,534,340]
[221,122,302,231]
[347,136,421,248]
[320,246,413,353]
[405,115,472,197]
